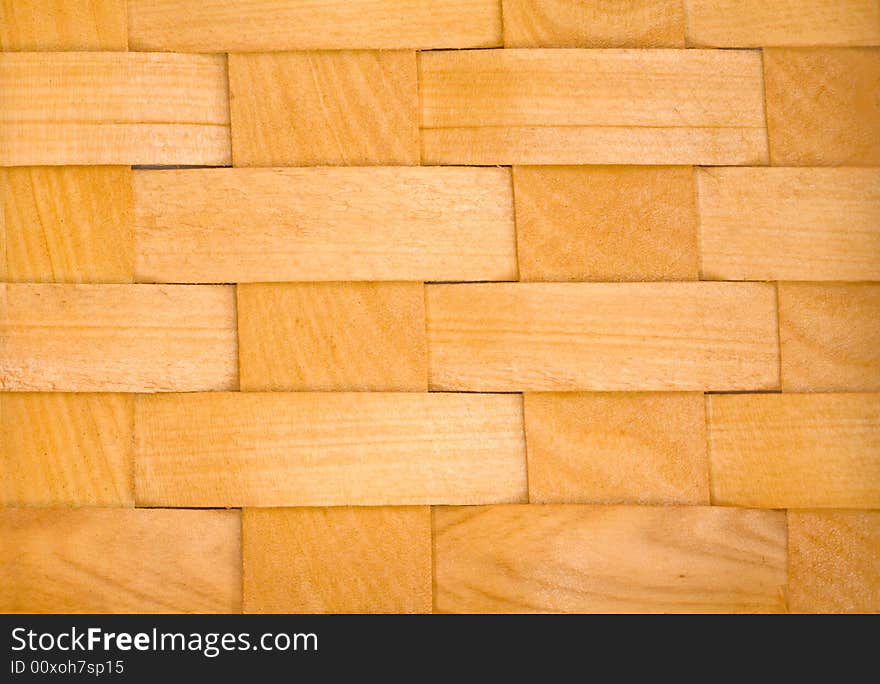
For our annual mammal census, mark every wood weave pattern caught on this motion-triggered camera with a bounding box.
[1,0,878,614]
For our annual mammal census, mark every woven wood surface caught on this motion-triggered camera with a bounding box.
[1,0,878,614]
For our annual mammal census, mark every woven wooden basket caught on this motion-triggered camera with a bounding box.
[1,0,878,614]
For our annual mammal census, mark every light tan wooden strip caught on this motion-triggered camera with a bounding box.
[237,283,428,392]
[434,505,787,613]
[0,508,241,613]
[0,284,238,392]
[764,48,880,166]
[128,0,502,51]
[685,0,880,48]
[502,0,685,48]
[420,50,764,128]
[133,167,516,283]
[1,393,133,507]
[778,283,880,392]
[422,126,768,166]
[0,0,128,51]
[513,165,698,281]
[243,507,431,614]
[698,168,880,281]
[788,511,880,613]
[229,51,418,166]
[524,393,709,505]
[0,173,6,280]
[2,167,133,283]
[426,283,779,392]
[708,394,880,509]
[135,392,527,507]
[0,52,230,166]
[419,49,768,165]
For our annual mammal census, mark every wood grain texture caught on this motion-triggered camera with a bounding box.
[237,282,428,392]
[763,48,880,166]
[133,167,516,283]
[0,393,133,506]
[502,0,685,47]
[434,505,787,613]
[135,392,527,507]
[2,166,133,283]
[422,127,770,166]
[0,509,241,613]
[685,0,880,47]
[0,0,128,51]
[243,507,431,614]
[0,284,238,392]
[697,167,880,281]
[524,393,709,505]
[778,283,880,392]
[426,282,780,392]
[513,165,698,281]
[0,182,5,280]
[788,511,880,613]
[707,394,880,509]
[128,0,502,51]
[229,51,418,167]
[0,52,230,166]
[419,49,767,165]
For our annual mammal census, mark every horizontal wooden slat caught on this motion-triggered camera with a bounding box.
[0,509,241,613]
[0,52,230,166]
[243,507,432,614]
[0,0,129,51]
[697,168,880,281]
[708,393,880,509]
[524,392,709,504]
[422,126,769,166]
[433,505,787,613]
[2,166,133,283]
[128,0,502,51]
[426,283,779,391]
[788,511,880,613]
[502,0,685,48]
[778,283,880,392]
[0,393,133,506]
[419,49,768,165]
[0,284,238,392]
[685,0,880,47]
[420,50,764,129]
[133,167,516,283]
[135,393,527,507]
